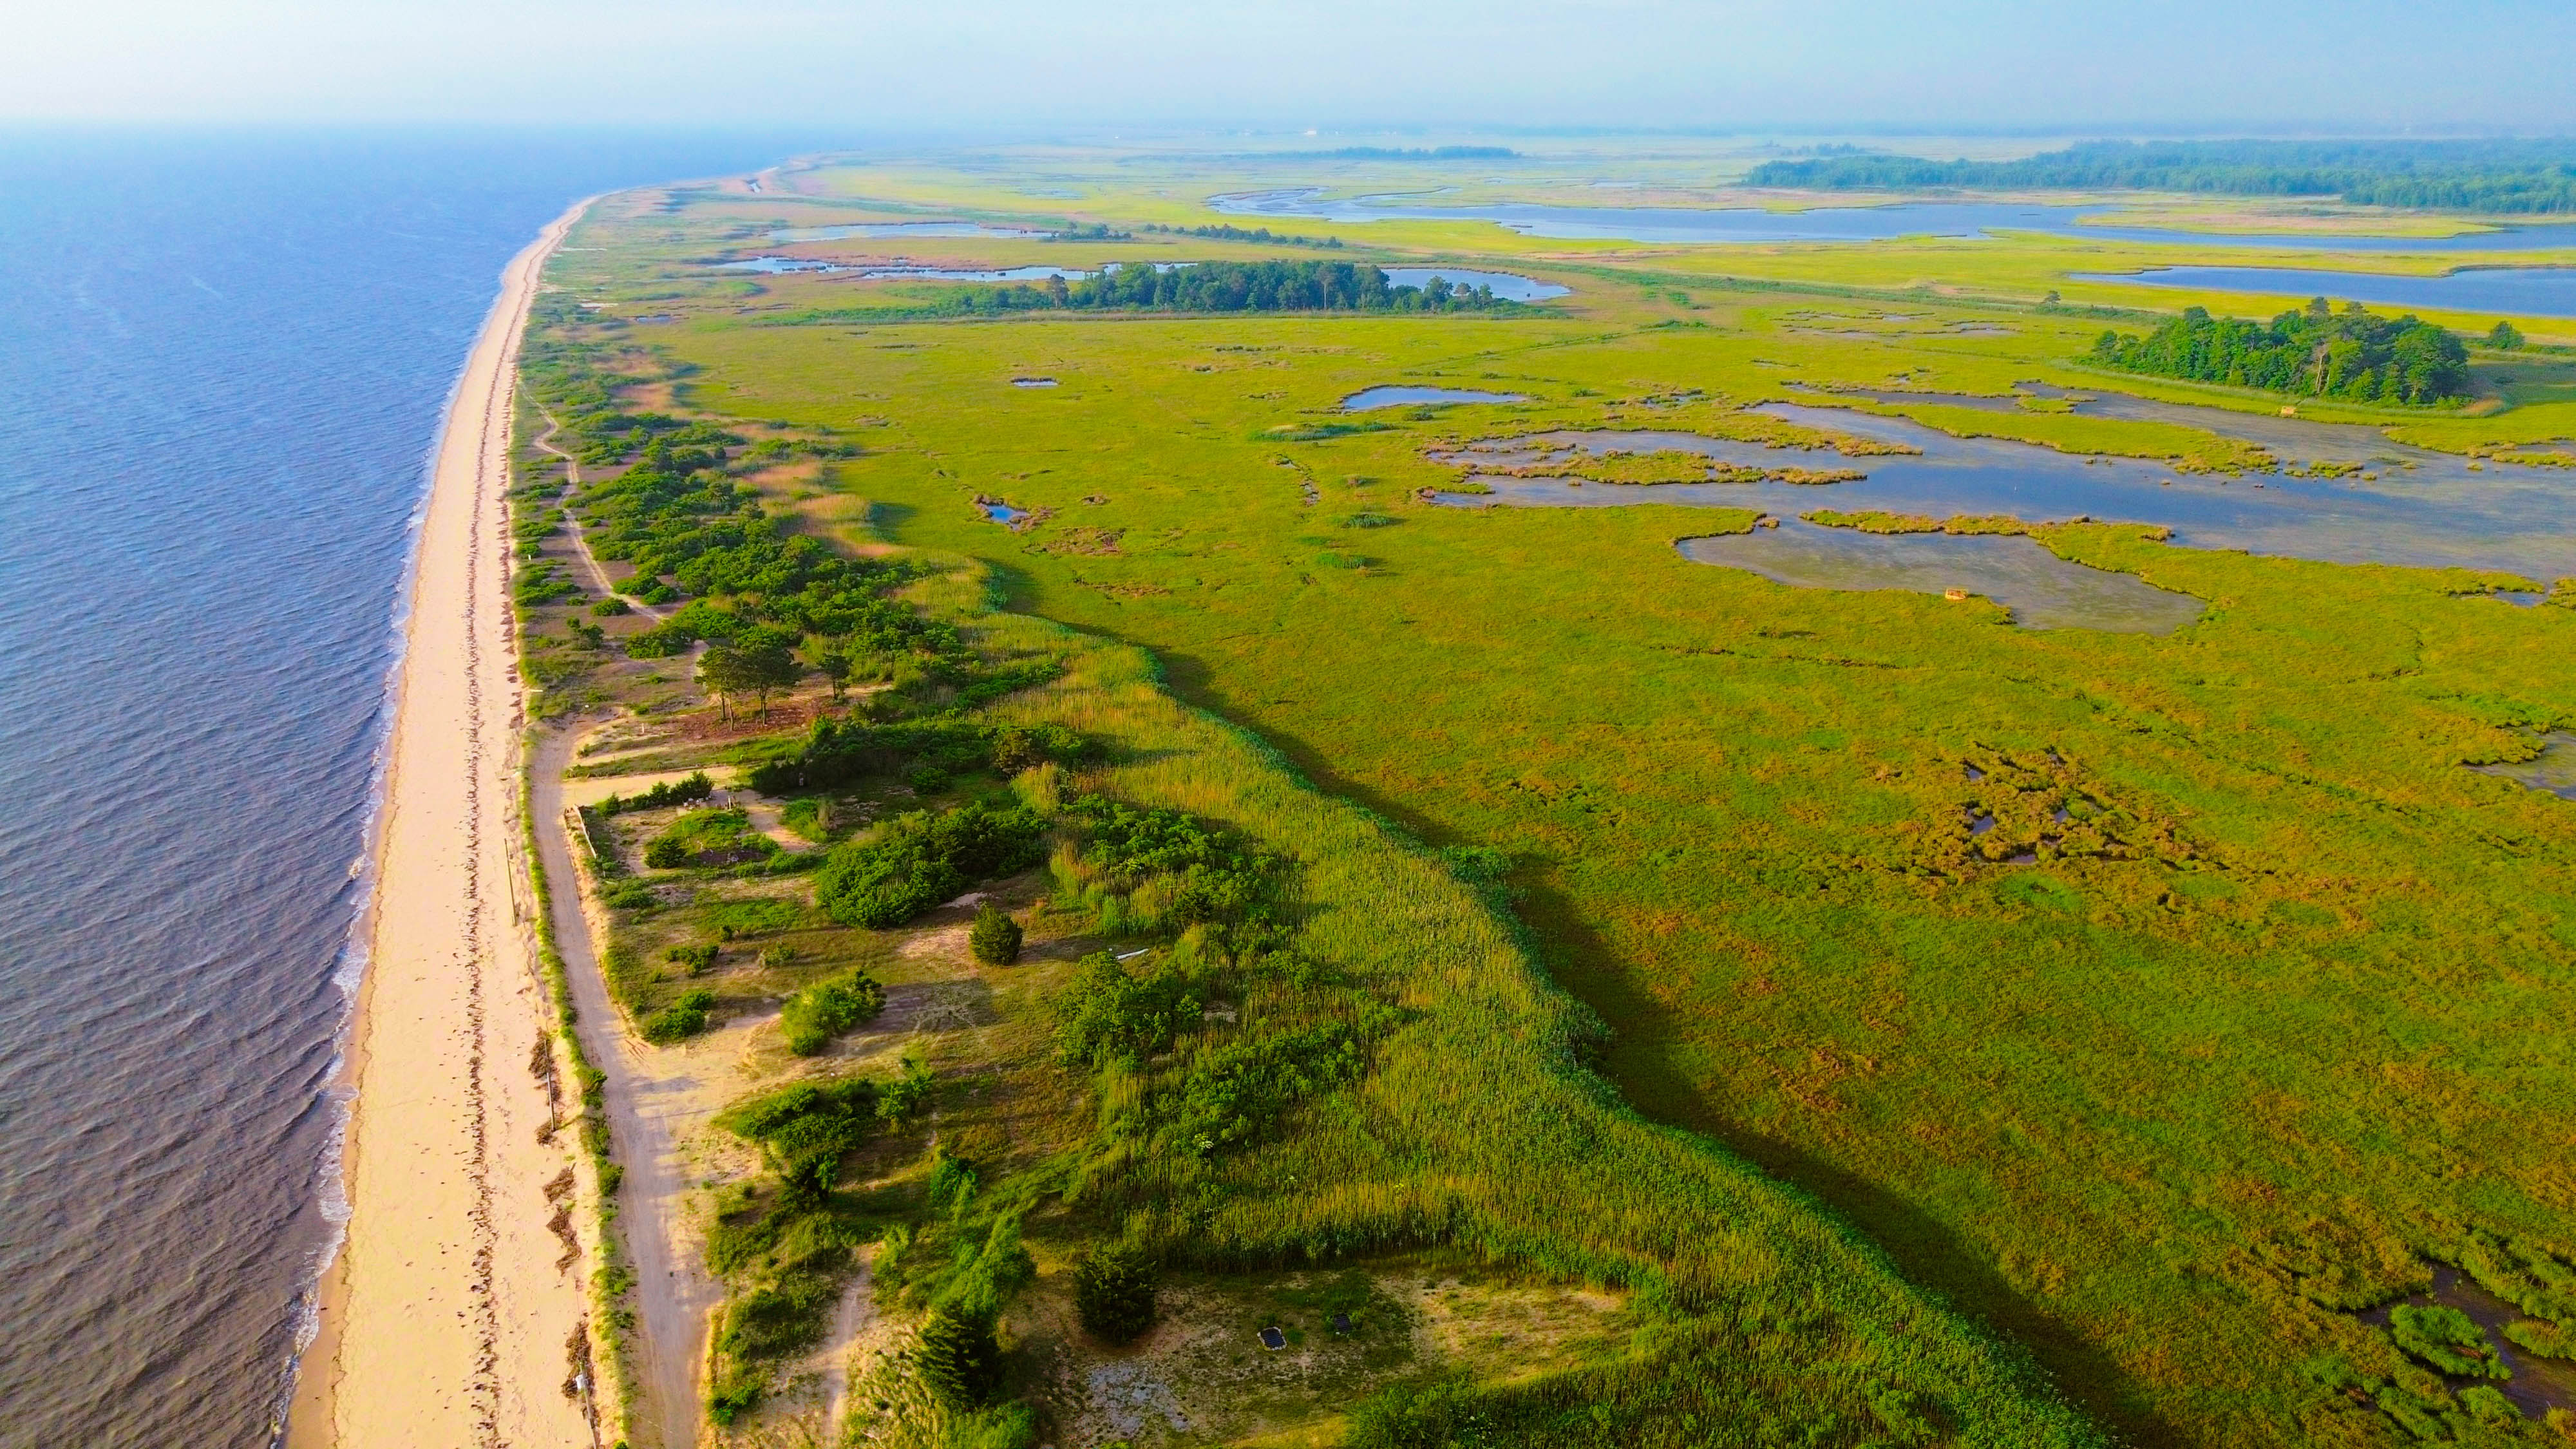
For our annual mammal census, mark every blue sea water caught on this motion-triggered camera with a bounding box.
[0,126,834,1449]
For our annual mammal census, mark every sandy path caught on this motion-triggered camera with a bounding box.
[531,404,668,623]
[533,727,751,1448]
[288,205,595,1447]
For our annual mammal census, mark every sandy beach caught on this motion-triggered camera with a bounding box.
[287,204,597,1449]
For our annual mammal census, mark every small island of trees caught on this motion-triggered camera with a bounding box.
[2090,298,2471,405]
[939,259,1510,316]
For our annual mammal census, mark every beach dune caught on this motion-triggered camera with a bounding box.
[288,205,598,1448]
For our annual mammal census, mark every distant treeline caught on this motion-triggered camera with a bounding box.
[1747,140,2576,213]
[1142,223,1345,248]
[1260,146,1517,161]
[936,260,1514,316]
[2091,299,2472,404]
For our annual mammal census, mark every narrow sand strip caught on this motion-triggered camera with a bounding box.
[288,204,593,1448]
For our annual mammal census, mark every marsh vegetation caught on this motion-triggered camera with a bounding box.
[518,146,2576,1449]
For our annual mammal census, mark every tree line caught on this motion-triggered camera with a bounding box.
[1748,139,2576,214]
[937,259,1511,316]
[2090,299,2472,404]
[1140,223,1345,248]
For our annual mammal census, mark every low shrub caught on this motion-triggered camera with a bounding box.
[969,905,1023,965]
[2389,1304,2505,1378]
[2505,1318,2574,1359]
[641,987,717,1044]
[779,969,887,1055]
[665,942,719,974]
[598,771,713,816]
[644,808,777,870]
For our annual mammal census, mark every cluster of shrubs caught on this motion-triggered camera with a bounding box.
[641,987,717,1043]
[746,718,1086,795]
[643,808,775,869]
[705,1071,920,1423]
[1060,794,1276,939]
[813,803,1046,928]
[779,969,887,1055]
[597,770,714,816]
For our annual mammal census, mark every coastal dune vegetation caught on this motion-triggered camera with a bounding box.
[511,148,2576,1448]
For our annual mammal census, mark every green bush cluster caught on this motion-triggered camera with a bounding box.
[642,808,775,869]
[813,803,1046,928]
[779,969,887,1055]
[641,987,717,1044]
[1054,951,1199,1066]
[1058,794,1276,940]
[746,717,1084,795]
[2389,1304,2505,1378]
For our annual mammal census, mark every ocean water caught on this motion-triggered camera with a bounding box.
[0,126,832,1449]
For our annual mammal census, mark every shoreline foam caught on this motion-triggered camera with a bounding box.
[284,202,592,1448]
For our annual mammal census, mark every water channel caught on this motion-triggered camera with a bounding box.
[1213,190,2576,253]
[2075,265,2576,319]
[1431,394,2576,626]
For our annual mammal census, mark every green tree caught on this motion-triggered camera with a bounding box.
[914,1302,1004,1407]
[2489,319,2526,350]
[969,904,1023,965]
[815,648,852,702]
[1073,1242,1157,1343]
[700,637,802,721]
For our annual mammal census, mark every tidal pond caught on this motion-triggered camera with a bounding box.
[1212,189,2576,252]
[2358,1267,2576,1417]
[1345,385,1529,411]
[1436,401,2576,587]
[2076,264,2576,319]
[718,258,1092,281]
[1379,266,1569,301]
[1680,518,2206,632]
[2476,732,2576,800]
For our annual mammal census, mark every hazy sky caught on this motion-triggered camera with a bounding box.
[10,0,2576,131]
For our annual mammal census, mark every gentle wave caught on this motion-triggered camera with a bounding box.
[0,125,833,1449]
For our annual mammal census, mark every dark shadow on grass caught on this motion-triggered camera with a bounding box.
[1116,637,2177,1448]
[1510,874,2183,1449]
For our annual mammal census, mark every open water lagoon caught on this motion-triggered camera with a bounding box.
[1213,188,2576,252]
[1439,400,2576,615]
[0,126,836,1449]
[1346,384,1531,410]
[1378,266,1568,300]
[1680,520,2206,632]
[770,220,1050,240]
[2075,263,2576,318]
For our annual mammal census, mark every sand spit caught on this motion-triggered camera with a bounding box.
[287,203,595,1448]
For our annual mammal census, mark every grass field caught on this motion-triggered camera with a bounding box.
[534,148,2576,1447]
